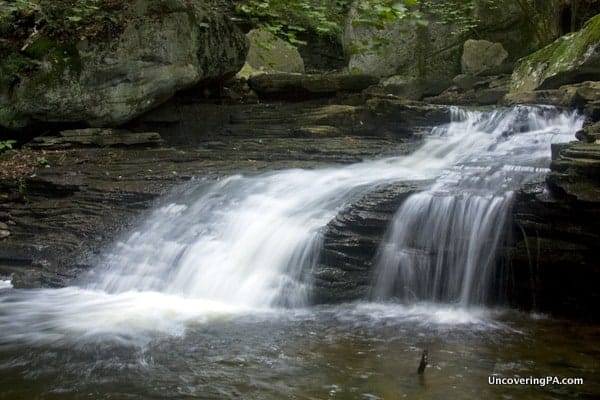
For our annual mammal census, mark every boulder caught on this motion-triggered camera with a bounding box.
[239,28,305,79]
[343,0,560,82]
[0,0,248,130]
[461,39,508,75]
[509,14,600,93]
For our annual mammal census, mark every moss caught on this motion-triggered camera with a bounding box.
[511,13,600,92]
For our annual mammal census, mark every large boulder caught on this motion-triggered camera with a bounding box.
[343,0,560,82]
[461,39,508,75]
[237,28,305,79]
[0,0,248,130]
[509,14,600,93]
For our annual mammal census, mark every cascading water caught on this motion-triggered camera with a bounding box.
[0,106,583,346]
[3,106,597,400]
[369,107,573,304]
[91,106,579,308]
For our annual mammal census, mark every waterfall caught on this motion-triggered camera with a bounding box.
[0,106,583,347]
[88,106,581,308]
[370,107,582,304]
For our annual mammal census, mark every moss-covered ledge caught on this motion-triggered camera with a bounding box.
[509,13,600,93]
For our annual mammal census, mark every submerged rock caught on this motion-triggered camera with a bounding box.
[509,14,600,93]
[0,0,248,130]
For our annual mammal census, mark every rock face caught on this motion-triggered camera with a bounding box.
[461,39,508,75]
[343,0,559,81]
[0,0,248,130]
[509,14,600,93]
[313,182,426,303]
[511,142,600,320]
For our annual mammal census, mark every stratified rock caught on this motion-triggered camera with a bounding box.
[27,129,163,149]
[576,121,600,142]
[248,73,378,99]
[313,182,427,303]
[0,230,9,239]
[0,0,248,130]
[461,39,508,75]
[509,14,600,93]
[426,74,511,106]
[511,141,600,320]
[548,142,600,201]
[504,81,600,110]
[365,98,451,135]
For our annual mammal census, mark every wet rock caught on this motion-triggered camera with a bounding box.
[512,190,600,320]
[365,98,451,134]
[575,121,600,142]
[509,141,600,320]
[313,181,428,303]
[547,142,600,201]
[27,128,164,149]
[424,74,511,106]
[365,76,453,101]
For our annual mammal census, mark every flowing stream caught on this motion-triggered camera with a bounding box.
[1,106,598,399]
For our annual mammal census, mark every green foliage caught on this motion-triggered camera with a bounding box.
[0,140,17,155]
[17,176,26,194]
[0,0,39,22]
[235,0,421,46]
[421,0,479,35]
[35,156,48,166]
[0,52,40,79]
[235,0,346,46]
[37,0,102,39]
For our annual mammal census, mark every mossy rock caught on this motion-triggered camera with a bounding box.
[0,0,248,131]
[510,14,600,93]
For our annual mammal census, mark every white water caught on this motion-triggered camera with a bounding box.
[0,106,582,346]
[370,107,581,304]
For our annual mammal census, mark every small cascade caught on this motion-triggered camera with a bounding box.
[370,106,582,305]
[86,106,581,310]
